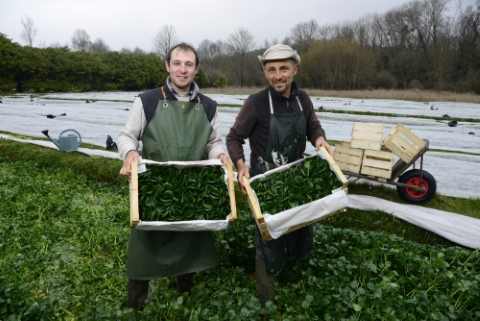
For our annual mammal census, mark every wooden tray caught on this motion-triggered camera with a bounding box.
[383,124,426,163]
[360,148,395,179]
[351,122,384,151]
[130,160,236,227]
[244,147,348,242]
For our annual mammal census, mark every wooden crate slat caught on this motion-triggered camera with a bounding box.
[362,158,393,170]
[389,133,419,156]
[333,141,364,174]
[130,160,140,227]
[396,125,426,147]
[227,163,237,221]
[383,124,426,163]
[360,149,394,179]
[351,122,384,151]
[334,144,364,157]
[361,166,392,178]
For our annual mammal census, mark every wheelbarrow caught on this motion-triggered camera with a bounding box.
[339,139,436,204]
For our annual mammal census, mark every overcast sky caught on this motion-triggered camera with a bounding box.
[1,0,477,52]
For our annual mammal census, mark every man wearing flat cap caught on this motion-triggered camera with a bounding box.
[226,44,332,306]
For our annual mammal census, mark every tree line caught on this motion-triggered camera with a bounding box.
[2,0,480,93]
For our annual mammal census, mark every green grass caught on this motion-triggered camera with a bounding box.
[1,141,479,320]
[0,138,123,183]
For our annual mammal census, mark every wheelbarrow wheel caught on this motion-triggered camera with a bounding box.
[396,169,436,204]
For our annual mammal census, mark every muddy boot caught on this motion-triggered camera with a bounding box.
[255,230,276,307]
[176,272,195,294]
[255,258,276,307]
[127,279,150,311]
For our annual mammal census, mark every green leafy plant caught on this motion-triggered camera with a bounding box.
[138,165,231,221]
[250,156,342,214]
[1,144,479,320]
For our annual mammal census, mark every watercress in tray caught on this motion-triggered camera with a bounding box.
[250,156,342,214]
[138,165,230,221]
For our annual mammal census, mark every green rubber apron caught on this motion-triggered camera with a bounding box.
[251,91,313,275]
[127,90,218,280]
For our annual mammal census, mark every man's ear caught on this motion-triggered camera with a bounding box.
[263,67,268,78]
[292,64,298,76]
[165,61,170,72]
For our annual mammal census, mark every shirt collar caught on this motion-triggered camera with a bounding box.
[166,76,199,101]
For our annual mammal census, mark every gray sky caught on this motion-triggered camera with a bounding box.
[1,0,477,52]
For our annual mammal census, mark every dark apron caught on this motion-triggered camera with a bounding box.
[127,94,218,280]
[251,91,313,276]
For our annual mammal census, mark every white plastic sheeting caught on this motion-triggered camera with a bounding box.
[347,195,480,249]
[1,94,479,198]
[262,190,349,239]
[1,135,121,159]
[135,218,230,231]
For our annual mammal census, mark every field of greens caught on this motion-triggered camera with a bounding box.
[1,141,479,320]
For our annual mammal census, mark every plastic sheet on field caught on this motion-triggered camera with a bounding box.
[2,135,120,159]
[347,194,480,249]
[134,158,233,231]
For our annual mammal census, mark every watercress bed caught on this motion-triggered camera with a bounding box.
[250,156,342,214]
[138,165,230,221]
[1,149,479,320]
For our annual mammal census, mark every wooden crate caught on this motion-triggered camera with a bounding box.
[351,122,384,151]
[383,124,426,163]
[360,149,394,179]
[244,146,348,242]
[130,160,236,228]
[333,141,364,174]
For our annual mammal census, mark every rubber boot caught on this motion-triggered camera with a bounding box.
[176,272,195,294]
[255,230,275,307]
[127,279,150,311]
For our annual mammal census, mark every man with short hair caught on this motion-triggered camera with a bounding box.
[226,44,332,306]
[118,42,229,310]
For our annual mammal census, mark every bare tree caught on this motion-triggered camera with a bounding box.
[20,15,38,46]
[198,39,215,62]
[289,19,319,52]
[152,24,178,60]
[71,29,91,51]
[90,38,110,53]
[261,38,279,49]
[198,39,225,67]
[133,47,146,55]
[120,47,132,54]
[227,27,255,86]
[120,46,146,54]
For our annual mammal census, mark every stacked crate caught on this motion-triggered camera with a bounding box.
[333,122,394,179]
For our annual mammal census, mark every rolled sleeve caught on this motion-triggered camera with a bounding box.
[206,110,227,159]
[117,98,146,160]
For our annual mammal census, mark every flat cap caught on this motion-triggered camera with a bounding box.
[258,44,301,66]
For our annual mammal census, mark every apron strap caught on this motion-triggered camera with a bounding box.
[161,86,202,109]
[258,156,271,171]
[268,90,304,114]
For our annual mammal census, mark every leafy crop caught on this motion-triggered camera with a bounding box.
[1,155,479,320]
[138,165,230,221]
[250,156,342,214]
